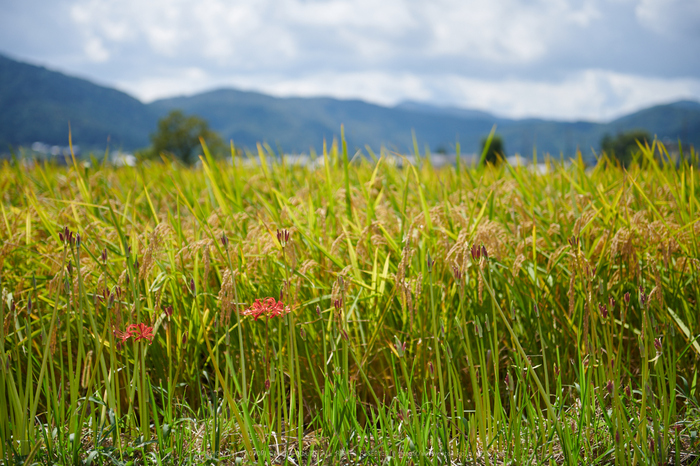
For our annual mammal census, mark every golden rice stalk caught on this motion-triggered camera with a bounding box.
[547,223,561,237]
[218,269,236,328]
[139,223,172,281]
[203,246,211,283]
[298,259,317,277]
[396,234,414,285]
[512,254,526,277]
[445,228,469,263]
[49,325,58,356]
[568,258,576,317]
[651,260,664,307]
[477,265,484,305]
[81,350,93,389]
[414,272,423,302]
[472,220,507,261]
[547,245,568,272]
[330,231,347,257]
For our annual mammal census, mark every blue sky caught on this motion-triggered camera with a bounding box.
[1,0,699,121]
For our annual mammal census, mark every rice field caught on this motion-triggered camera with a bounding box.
[1,138,700,465]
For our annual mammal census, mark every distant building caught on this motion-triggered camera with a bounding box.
[29,142,79,163]
[110,151,137,167]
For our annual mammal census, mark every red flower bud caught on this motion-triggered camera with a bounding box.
[470,243,481,261]
[599,304,608,319]
[451,264,462,281]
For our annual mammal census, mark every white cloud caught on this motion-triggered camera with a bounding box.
[442,70,700,120]
[83,36,109,62]
[4,0,698,121]
[119,67,700,121]
[420,0,600,62]
[67,0,603,66]
[116,67,210,102]
[636,0,700,37]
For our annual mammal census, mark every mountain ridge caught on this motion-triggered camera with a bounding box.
[1,53,698,157]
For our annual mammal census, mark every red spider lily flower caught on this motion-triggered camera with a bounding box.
[243,297,290,320]
[126,323,155,343]
[267,299,291,318]
[114,328,132,343]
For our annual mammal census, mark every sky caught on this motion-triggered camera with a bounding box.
[1,0,699,121]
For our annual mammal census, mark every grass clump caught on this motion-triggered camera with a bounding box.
[1,138,700,465]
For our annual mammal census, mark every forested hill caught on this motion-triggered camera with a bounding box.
[0,54,156,149]
[1,53,699,156]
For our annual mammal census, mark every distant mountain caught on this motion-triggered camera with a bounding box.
[148,89,499,154]
[0,53,155,150]
[394,101,498,121]
[605,100,700,144]
[1,53,698,158]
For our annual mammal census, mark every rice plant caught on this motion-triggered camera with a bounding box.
[0,137,699,465]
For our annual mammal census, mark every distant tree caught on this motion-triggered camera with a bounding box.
[480,134,506,166]
[600,130,653,167]
[150,110,224,165]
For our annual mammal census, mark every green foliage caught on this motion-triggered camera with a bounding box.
[149,110,225,165]
[600,129,653,167]
[480,133,506,165]
[2,140,699,463]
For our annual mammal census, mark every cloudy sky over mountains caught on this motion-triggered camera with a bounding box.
[1,0,699,121]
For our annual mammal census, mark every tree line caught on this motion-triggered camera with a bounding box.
[147,109,658,167]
